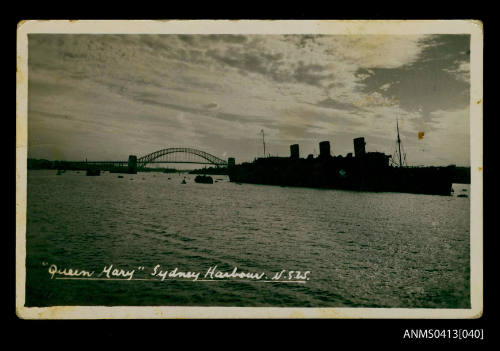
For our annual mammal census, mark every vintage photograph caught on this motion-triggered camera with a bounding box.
[16,20,483,318]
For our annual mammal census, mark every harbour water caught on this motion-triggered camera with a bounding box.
[25,170,470,308]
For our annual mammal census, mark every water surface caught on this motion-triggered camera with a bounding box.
[26,170,470,308]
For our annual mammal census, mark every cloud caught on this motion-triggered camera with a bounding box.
[314,97,363,111]
[379,82,393,91]
[359,35,470,122]
[444,60,470,83]
[202,102,219,110]
[27,34,471,166]
[406,108,470,166]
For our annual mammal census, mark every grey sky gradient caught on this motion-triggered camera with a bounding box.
[28,34,470,166]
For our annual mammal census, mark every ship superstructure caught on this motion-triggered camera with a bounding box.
[228,125,454,196]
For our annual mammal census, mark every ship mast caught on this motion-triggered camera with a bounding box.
[397,118,403,168]
[392,116,408,168]
[261,129,266,157]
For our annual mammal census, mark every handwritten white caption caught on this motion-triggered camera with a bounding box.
[42,262,311,284]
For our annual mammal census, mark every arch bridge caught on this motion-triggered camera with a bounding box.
[137,147,228,168]
[73,147,231,173]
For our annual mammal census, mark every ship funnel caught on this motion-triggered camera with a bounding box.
[319,141,331,158]
[353,137,366,158]
[290,144,299,159]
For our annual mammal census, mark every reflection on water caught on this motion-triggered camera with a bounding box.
[26,170,470,307]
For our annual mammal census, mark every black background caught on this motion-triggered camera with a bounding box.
[10,2,493,347]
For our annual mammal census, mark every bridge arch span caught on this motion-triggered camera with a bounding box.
[137,147,227,168]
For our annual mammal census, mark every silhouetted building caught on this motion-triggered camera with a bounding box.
[290,144,299,159]
[354,137,366,158]
[319,141,331,158]
[228,157,235,168]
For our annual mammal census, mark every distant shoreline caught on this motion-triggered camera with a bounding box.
[26,158,470,183]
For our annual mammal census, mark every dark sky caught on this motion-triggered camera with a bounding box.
[27,34,470,166]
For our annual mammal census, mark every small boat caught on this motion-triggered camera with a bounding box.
[195,175,213,184]
[457,194,468,198]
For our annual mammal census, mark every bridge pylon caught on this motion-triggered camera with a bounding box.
[128,155,137,174]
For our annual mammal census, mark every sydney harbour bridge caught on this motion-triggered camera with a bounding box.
[78,147,234,173]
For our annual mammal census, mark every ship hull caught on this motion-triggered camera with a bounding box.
[228,158,454,196]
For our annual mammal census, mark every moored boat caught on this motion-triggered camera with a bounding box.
[195,175,214,184]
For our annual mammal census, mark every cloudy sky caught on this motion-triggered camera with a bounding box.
[28,34,470,166]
